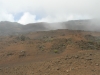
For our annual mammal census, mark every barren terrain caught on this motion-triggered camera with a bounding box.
[0,29,100,75]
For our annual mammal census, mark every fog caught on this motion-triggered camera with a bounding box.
[0,0,100,32]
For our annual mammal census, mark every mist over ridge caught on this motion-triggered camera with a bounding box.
[0,19,100,35]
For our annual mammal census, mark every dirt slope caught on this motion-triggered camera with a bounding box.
[0,29,100,75]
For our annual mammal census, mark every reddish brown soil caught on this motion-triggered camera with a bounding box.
[0,29,100,75]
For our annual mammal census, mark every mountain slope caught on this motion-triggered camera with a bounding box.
[0,20,99,35]
[0,29,100,75]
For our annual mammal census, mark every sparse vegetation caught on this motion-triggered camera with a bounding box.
[20,35,26,41]
[0,29,100,75]
[15,35,30,41]
[7,52,13,56]
[54,50,58,53]
[19,50,26,57]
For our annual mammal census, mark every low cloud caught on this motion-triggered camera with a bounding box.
[0,0,100,24]
[0,10,14,22]
[18,12,90,25]
[18,12,36,25]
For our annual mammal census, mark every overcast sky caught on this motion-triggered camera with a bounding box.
[0,0,99,24]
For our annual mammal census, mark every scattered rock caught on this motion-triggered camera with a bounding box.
[74,55,79,58]
[66,70,69,73]
[57,68,60,70]
[95,64,99,66]
[85,58,92,60]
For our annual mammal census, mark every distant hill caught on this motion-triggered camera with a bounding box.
[0,21,48,35]
[0,20,99,35]
[0,21,22,35]
[64,20,100,31]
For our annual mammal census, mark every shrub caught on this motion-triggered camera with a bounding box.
[20,35,25,41]
[54,50,58,53]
